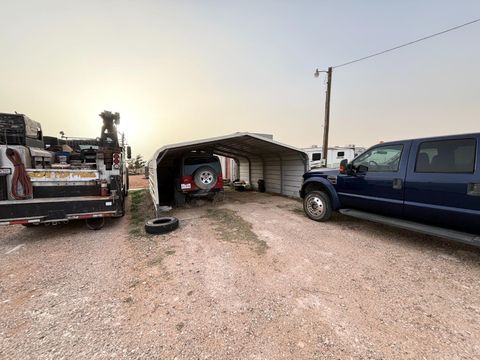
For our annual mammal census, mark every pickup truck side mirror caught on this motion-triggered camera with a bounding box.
[356,164,369,174]
[127,146,132,159]
[340,159,358,175]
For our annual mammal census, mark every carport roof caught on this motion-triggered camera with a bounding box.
[152,132,307,163]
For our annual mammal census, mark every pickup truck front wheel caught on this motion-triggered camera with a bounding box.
[303,191,332,222]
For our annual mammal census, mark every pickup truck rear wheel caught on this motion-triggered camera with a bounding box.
[303,191,332,221]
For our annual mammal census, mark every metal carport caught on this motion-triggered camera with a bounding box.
[148,132,308,211]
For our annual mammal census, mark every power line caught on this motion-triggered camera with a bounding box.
[333,18,480,69]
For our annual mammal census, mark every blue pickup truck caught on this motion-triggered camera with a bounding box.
[300,133,480,246]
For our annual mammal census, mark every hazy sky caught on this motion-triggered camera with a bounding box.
[1,1,479,158]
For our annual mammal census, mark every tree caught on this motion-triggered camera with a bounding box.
[127,154,146,174]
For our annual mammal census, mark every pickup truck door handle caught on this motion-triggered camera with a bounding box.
[467,183,480,196]
[392,178,403,190]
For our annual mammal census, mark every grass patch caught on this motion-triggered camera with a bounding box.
[207,208,268,254]
[129,189,155,237]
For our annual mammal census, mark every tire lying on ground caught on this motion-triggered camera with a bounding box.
[145,217,179,234]
[193,166,218,190]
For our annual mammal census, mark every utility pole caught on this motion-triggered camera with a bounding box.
[314,67,333,167]
[323,67,332,167]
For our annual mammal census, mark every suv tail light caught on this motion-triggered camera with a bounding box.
[215,175,223,189]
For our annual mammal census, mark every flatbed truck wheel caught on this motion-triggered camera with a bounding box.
[124,175,129,197]
[86,217,105,230]
[121,197,126,216]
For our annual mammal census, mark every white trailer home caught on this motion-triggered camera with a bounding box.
[303,145,366,169]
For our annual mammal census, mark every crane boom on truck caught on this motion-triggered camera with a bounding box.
[0,111,131,230]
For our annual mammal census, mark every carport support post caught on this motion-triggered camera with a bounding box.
[322,67,332,167]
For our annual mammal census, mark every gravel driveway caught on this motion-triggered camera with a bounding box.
[1,190,480,359]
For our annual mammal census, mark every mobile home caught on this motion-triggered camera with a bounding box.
[303,145,366,169]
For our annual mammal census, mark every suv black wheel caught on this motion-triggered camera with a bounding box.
[303,191,332,221]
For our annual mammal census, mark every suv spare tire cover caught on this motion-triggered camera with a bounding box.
[145,217,179,234]
[193,166,218,190]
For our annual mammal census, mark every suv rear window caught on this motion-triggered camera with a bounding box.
[415,138,476,173]
[184,156,218,166]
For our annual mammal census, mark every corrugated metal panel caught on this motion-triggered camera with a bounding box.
[231,159,239,180]
[148,160,158,205]
[250,158,263,190]
[264,156,281,193]
[282,155,305,197]
[238,156,249,184]
[151,132,307,161]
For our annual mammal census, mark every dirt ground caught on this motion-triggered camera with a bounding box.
[129,175,148,189]
[1,190,480,359]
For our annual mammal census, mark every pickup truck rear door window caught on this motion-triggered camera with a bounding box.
[405,137,479,234]
[415,139,476,173]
